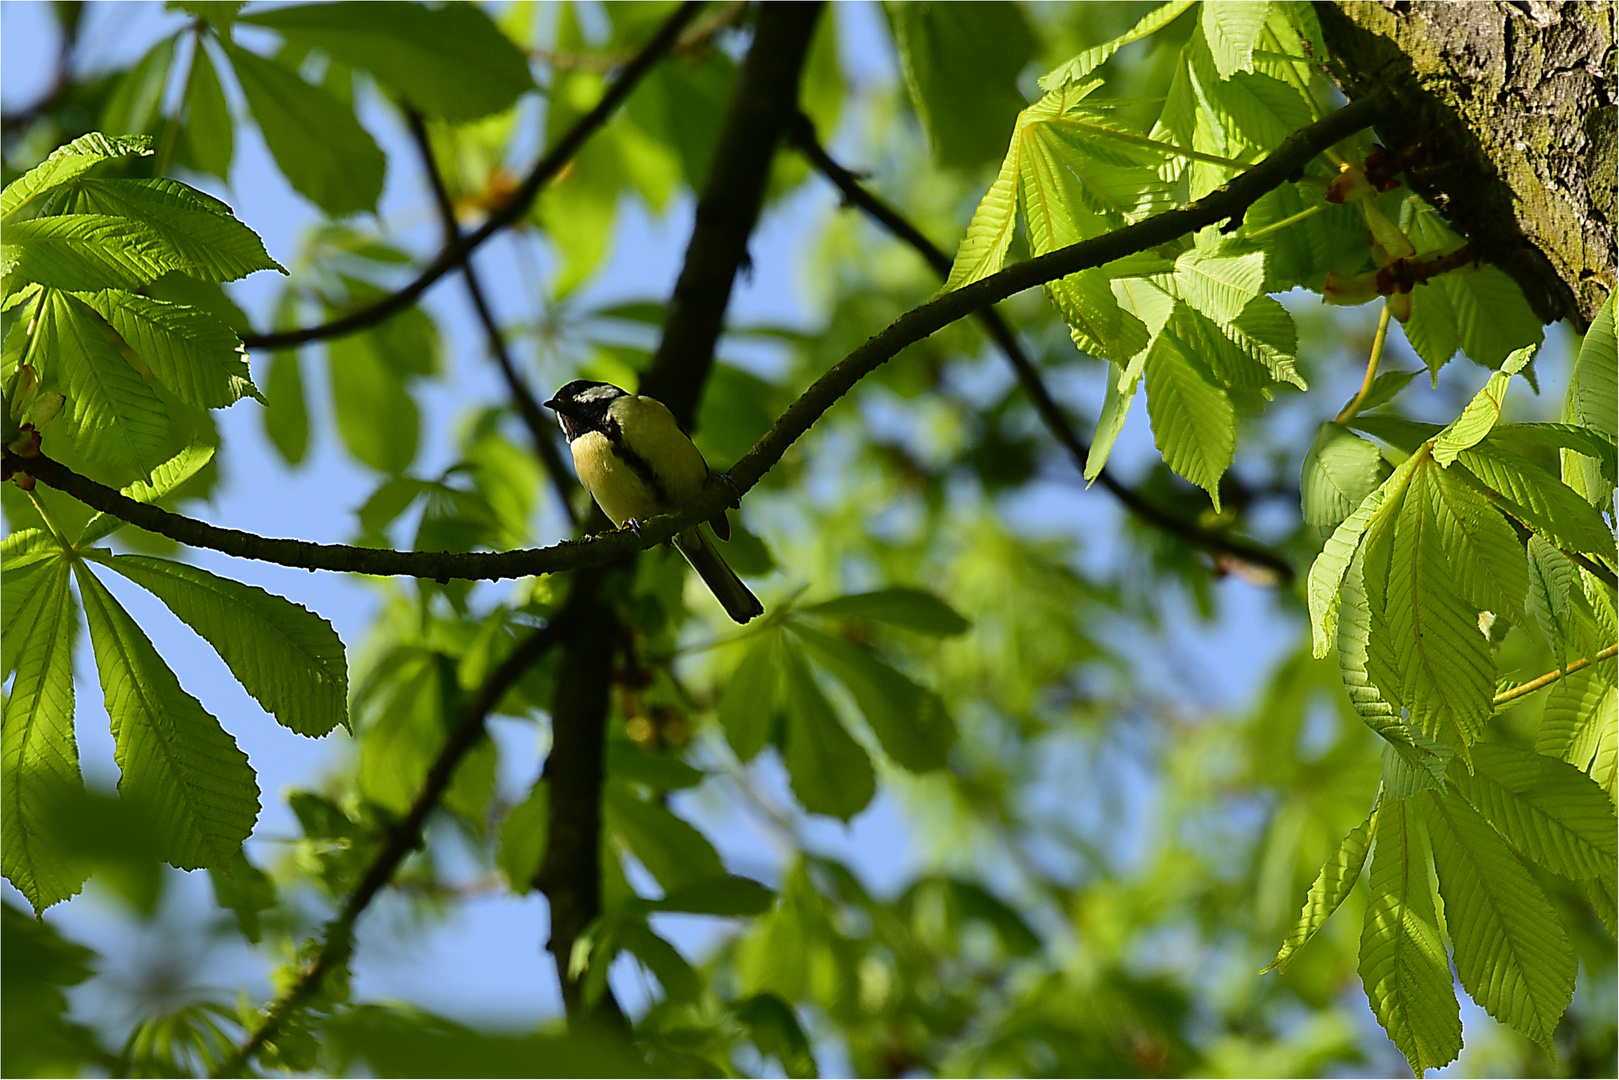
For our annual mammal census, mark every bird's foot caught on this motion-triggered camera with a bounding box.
[622,517,645,537]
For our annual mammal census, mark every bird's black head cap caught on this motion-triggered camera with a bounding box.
[544,380,626,441]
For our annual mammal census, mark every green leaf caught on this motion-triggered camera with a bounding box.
[1563,293,1617,510]
[1143,325,1234,509]
[804,587,970,636]
[77,442,215,546]
[2,215,181,301]
[1382,734,1454,799]
[1421,788,1575,1050]
[73,564,259,870]
[735,994,816,1079]
[890,1,1035,170]
[1492,422,1618,486]
[243,1,533,123]
[1200,0,1271,78]
[0,133,153,222]
[1402,201,1544,374]
[1,554,88,911]
[101,36,176,137]
[603,785,724,892]
[718,630,782,762]
[65,179,283,282]
[1432,345,1534,467]
[606,740,704,792]
[1349,369,1422,416]
[1526,535,1580,675]
[942,107,1030,291]
[207,847,275,944]
[1364,453,1496,750]
[1358,798,1462,1075]
[327,330,419,473]
[80,291,258,409]
[263,346,309,466]
[1427,462,1529,627]
[497,780,547,893]
[221,41,386,216]
[1448,742,1617,882]
[781,641,876,821]
[1337,550,1401,735]
[789,623,956,772]
[1537,653,1617,780]
[1309,483,1388,657]
[1459,441,1616,564]
[1161,244,1266,325]
[1302,424,1387,530]
[1039,0,1196,89]
[616,921,700,1005]
[92,553,348,737]
[38,290,169,475]
[178,43,234,182]
[651,875,775,917]
[1265,801,1376,974]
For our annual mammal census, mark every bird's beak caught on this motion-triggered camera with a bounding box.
[542,397,567,414]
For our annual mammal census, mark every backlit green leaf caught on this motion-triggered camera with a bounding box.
[804,587,970,636]
[222,41,386,216]
[1,554,87,911]
[1421,788,1575,1050]
[39,290,169,475]
[497,779,547,892]
[790,622,956,772]
[781,642,875,821]
[1266,800,1375,974]
[1358,798,1461,1075]
[1200,0,1271,78]
[244,1,533,123]
[80,291,258,409]
[178,43,234,182]
[604,784,724,892]
[74,564,259,870]
[93,553,348,737]
[1448,742,1617,882]
[719,630,783,762]
[1302,424,1387,530]
[1459,442,1616,564]
[77,442,215,546]
[1143,325,1234,509]
[1039,0,1196,89]
[65,179,283,282]
[1432,345,1533,467]
[1562,293,1617,510]
[0,133,153,222]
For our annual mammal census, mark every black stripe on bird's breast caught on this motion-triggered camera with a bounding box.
[602,415,671,507]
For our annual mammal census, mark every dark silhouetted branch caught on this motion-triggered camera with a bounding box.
[10,92,1383,582]
[788,114,1295,585]
[213,616,572,1077]
[403,109,580,527]
[237,2,703,351]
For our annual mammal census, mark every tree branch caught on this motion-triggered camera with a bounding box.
[536,1,825,1022]
[787,114,1295,585]
[212,616,573,1078]
[402,109,581,528]
[638,2,827,426]
[1493,642,1619,706]
[9,92,1383,581]
[236,2,703,351]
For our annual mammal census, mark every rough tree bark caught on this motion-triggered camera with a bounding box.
[1318,0,1615,328]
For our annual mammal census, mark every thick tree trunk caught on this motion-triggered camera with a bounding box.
[1318,1,1615,328]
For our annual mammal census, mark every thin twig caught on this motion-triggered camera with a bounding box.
[237,2,704,351]
[1335,299,1393,424]
[787,113,1295,585]
[10,93,1385,582]
[402,109,580,527]
[1494,642,1619,706]
[212,617,572,1078]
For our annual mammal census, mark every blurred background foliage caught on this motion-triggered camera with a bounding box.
[1,1,1612,1077]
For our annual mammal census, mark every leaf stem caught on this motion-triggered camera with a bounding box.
[1494,642,1619,706]
[1242,202,1325,241]
[1334,300,1394,425]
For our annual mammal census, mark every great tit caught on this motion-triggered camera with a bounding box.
[543,380,764,624]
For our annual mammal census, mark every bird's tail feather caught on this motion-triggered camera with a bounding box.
[672,528,763,624]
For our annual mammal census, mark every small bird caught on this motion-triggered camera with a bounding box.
[543,380,764,624]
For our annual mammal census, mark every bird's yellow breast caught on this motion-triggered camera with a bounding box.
[568,395,709,527]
